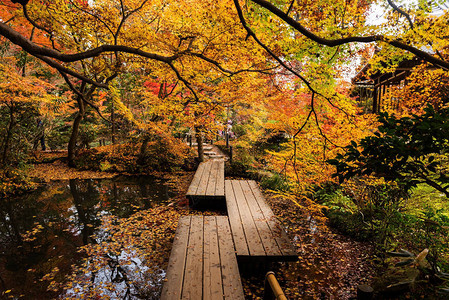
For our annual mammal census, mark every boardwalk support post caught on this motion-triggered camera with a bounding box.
[263,271,287,300]
[230,146,233,164]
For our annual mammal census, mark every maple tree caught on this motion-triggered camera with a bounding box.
[0,0,278,165]
[240,0,448,69]
[0,60,55,165]
[385,63,449,114]
[1,0,446,173]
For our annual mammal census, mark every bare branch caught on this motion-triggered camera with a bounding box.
[115,0,152,44]
[286,0,295,15]
[162,81,179,99]
[68,0,115,37]
[4,16,15,24]
[59,71,111,123]
[167,61,199,102]
[387,0,414,29]
[235,0,350,143]
[233,0,318,92]
[189,52,278,75]
[22,5,57,49]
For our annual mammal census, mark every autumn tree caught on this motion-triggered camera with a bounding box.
[2,0,448,176]
[0,0,280,166]
[0,61,55,165]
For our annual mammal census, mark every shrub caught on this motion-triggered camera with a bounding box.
[259,172,290,191]
[0,167,38,197]
[74,135,190,173]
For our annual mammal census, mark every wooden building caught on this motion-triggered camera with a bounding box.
[352,58,422,113]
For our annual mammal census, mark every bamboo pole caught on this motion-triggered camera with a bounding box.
[264,271,288,300]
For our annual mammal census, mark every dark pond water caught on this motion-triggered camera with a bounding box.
[0,176,175,299]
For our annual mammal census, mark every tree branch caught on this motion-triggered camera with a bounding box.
[419,176,449,198]
[387,0,414,29]
[0,22,178,63]
[22,4,57,49]
[233,0,317,92]
[286,0,295,15]
[59,71,111,123]
[34,54,107,88]
[248,0,449,70]
[189,52,278,75]
[167,62,199,102]
[235,0,349,145]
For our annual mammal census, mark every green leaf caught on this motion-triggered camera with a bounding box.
[387,249,414,257]
[395,258,415,267]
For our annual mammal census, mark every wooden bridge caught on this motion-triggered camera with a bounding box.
[186,160,225,208]
[225,180,297,260]
[161,216,244,300]
[162,154,297,299]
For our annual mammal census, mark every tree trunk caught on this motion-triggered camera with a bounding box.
[70,180,92,245]
[137,135,151,166]
[1,105,15,165]
[68,97,85,167]
[195,126,204,162]
[111,99,116,144]
[423,177,449,198]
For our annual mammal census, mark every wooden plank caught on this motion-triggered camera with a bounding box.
[182,217,204,299]
[231,180,265,256]
[161,216,191,300]
[248,181,297,257]
[225,181,249,256]
[186,162,207,196]
[240,180,281,256]
[216,216,245,300]
[203,216,223,300]
[215,160,225,197]
[196,161,213,196]
[205,161,219,196]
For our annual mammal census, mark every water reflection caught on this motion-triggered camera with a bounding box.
[0,176,174,299]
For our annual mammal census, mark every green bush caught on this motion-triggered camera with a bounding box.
[326,210,373,241]
[313,181,409,252]
[259,173,290,191]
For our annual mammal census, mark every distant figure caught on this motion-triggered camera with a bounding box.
[34,118,46,151]
[226,120,234,139]
[226,120,232,133]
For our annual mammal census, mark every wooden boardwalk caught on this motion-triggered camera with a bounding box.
[225,180,297,260]
[161,216,244,300]
[186,160,225,207]
[162,163,298,298]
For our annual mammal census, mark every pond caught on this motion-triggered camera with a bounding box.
[0,176,175,299]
